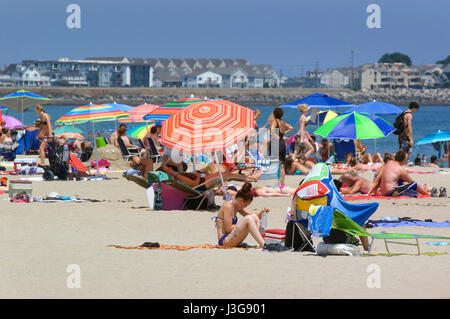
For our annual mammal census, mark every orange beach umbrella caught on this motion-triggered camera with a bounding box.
[161,100,254,153]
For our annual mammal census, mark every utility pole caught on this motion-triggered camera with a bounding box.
[350,47,354,90]
[314,61,319,88]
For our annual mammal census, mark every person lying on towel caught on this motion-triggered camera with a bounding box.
[367,150,430,197]
[215,182,268,247]
[339,172,373,195]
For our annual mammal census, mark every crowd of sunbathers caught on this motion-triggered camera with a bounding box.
[0,105,94,166]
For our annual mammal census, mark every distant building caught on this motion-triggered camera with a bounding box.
[361,63,422,90]
[2,57,282,88]
[320,69,349,88]
[0,64,50,86]
[416,64,448,88]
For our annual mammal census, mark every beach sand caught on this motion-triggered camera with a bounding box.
[1,165,450,299]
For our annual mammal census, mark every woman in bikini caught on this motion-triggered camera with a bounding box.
[34,105,53,165]
[215,182,269,247]
[270,107,293,189]
[293,104,314,160]
[220,184,296,198]
[355,139,383,164]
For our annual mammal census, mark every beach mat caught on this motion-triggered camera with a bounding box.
[108,243,258,251]
[343,194,431,201]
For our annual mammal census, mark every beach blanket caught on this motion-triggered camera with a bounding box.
[407,170,450,174]
[343,194,430,201]
[108,243,257,251]
[366,220,450,228]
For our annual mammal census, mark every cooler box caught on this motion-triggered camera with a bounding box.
[14,156,39,171]
[9,180,32,199]
[262,229,286,244]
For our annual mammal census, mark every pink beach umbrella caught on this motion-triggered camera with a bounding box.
[3,115,23,130]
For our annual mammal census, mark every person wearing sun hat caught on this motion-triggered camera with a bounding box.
[293,103,314,160]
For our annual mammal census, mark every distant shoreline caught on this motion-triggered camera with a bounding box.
[1,87,449,107]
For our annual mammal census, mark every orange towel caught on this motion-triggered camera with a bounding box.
[107,243,257,251]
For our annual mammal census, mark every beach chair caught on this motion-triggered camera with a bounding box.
[309,205,450,256]
[247,148,280,181]
[15,130,40,155]
[150,172,254,210]
[145,137,162,163]
[68,153,91,178]
[117,137,141,161]
[333,139,356,162]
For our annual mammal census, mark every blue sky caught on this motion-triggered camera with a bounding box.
[0,0,449,77]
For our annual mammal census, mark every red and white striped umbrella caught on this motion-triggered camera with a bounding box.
[161,100,254,153]
[118,104,159,123]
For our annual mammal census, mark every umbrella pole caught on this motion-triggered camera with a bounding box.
[214,151,229,201]
[92,121,99,175]
[21,99,24,128]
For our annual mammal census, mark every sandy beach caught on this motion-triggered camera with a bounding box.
[1,163,450,299]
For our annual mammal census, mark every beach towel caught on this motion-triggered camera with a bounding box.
[343,194,430,201]
[108,243,257,251]
[366,220,450,228]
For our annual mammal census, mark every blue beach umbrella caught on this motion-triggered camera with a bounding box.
[314,111,395,140]
[416,130,450,145]
[0,89,50,124]
[347,100,403,115]
[416,130,450,163]
[280,92,355,109]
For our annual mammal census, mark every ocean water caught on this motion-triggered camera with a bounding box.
[3,104,450,166]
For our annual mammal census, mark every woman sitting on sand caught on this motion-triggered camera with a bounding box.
[215,182,268,247]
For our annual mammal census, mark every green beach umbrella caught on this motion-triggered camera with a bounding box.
[314,111,395,140]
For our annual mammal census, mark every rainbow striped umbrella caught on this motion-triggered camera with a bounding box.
[119,104,159,123]
[55,104,129,124]
[127,124,155,139]
[56,104,128,174]
[53,125,84,140]
[143,97,206,121]
[161,100,254,153]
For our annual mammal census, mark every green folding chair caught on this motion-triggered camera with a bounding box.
[331,209,450,256]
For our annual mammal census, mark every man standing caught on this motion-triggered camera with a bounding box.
[398,102,419,162]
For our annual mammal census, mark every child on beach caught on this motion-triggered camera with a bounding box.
[215,182,268,247]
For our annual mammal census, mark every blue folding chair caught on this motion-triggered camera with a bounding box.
[333,139,356,163]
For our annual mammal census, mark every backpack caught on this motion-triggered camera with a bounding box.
[393,110,410,135]
[284,221,315,251]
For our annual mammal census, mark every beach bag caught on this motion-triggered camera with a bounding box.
[323,229,360,246]
[284,221,314,251]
